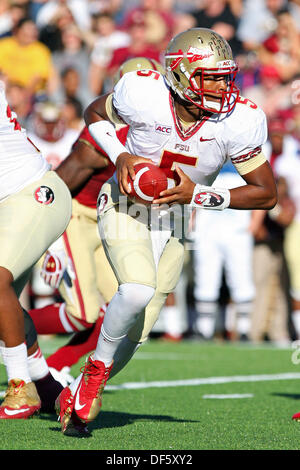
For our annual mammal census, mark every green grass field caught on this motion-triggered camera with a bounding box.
[1,337,300,451]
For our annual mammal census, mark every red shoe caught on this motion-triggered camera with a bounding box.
[0,379,41,419]
[55,386,74,432]
[292,411,300,421]
[73,355,113,423]
[55,386,90,436]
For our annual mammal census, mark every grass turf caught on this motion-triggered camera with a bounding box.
[1,337,300,450]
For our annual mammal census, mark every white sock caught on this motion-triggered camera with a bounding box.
[0,342,31,383]
[236,301,252,335]
[69,373,83,396]
[195,301,218,338]
[94,326,126,367]
[292,310,300,338]
[236,317,250,335]
[27,347,49,381]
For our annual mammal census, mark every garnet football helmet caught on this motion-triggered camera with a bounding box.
[165,28,239,113]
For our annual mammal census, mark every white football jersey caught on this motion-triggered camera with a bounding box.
[112,71,268,188]
[0,82,49,202]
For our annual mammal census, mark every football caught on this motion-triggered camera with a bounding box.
[127,162,168,204]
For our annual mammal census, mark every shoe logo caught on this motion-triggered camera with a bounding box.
[74,384,85,411]
[200,137,215,142]
[4,407,30,416]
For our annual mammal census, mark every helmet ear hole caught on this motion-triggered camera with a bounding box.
[174,72,180,82]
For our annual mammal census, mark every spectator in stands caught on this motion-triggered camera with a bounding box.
[237,0,287,51]
[191,0,243,55]
[122,0,175,51]
[5,81,33,128]
[88,12,130,95]
[258,8,300,83]
[245,65,292,118]
[172,11,196,37]
[61,96,83,131]
[288,0,300,31]
[36,0,91,34]
[0,17,58,96]
[0,0,28,38]
[37,3,74,53]
[52,24,93,106]
[106,13,161,81]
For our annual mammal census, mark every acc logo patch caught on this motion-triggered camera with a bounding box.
[34,186,54,205]
[194,191,224,208]
[97,193,108,217]
[155,123,171,134]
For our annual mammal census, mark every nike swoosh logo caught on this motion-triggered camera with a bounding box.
[75,384,85,411]
[200,137,215,142]
[4,407,30,415]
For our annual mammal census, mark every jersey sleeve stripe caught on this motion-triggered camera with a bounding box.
[233,151,267,175]
[105,94,125,125]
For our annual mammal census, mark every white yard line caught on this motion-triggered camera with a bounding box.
[106,372,300,391]
[202,394,254,399]
[1,372,300,397]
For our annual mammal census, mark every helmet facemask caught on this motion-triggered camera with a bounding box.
[184,66,239,113]
[165,28,240,115]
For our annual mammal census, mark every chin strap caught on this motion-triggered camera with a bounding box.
[202,97,221,112]
[190,183,230,210]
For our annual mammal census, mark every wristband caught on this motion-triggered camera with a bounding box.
[88,120,128,164]
[191,184,230,210]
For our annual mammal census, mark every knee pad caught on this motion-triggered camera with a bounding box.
[119,283,155,313]
[23,308,37,349]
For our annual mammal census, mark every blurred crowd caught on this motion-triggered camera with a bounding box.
[1,0,300,345]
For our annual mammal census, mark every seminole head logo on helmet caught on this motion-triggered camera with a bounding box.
[165,28,239,114]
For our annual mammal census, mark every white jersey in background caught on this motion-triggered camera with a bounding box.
[28,129,78,170]
[111,71,268,187]
[0,82,49,202]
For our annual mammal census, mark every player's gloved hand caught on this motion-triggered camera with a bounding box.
[41,249,66,289]
[115,152,153,196]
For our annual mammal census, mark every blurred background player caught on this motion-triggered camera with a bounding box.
[0,79,71,419]
[263,117,300,341]
[192,159,255,341]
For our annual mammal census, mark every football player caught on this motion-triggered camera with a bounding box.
[28,58,166,385]
[55,28,277,435]
[0,80,72,419]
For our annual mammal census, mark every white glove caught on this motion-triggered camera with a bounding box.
[41,249,66,289]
